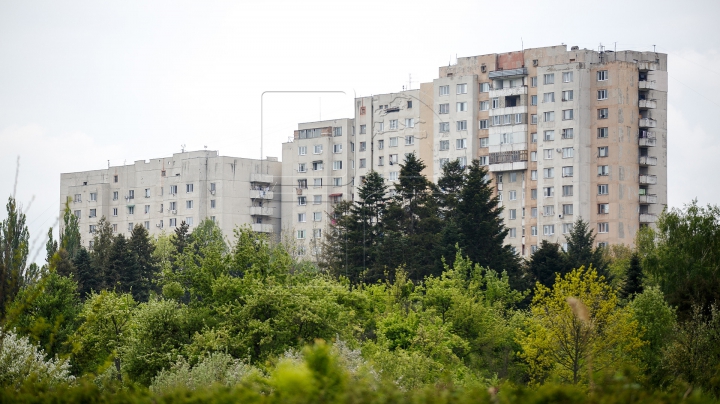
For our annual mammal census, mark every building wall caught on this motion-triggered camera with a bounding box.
[60,150,282,247]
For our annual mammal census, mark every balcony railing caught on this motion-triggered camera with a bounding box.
[639,156,658,166]
[639,118,657,128]
[638,80,657,90]
[250,173,274,183]
[250,189,274,199]
[640,213,657,223]
[251,223,274,233]
[639,194,658,204]
[488,67,528,79]
[639,99,657,109]
[639,137,657,146]
[639,175,658,185]
[638,61,658,71]
[250,207,275,216]
[489,150,528,165]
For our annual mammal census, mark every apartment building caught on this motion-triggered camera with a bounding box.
[437,45,668,255]
[59,150,282,247]
[281,119,355,257]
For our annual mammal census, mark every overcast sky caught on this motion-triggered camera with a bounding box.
[1,0,719,261]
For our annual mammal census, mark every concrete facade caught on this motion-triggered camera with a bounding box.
[60,150,281,247]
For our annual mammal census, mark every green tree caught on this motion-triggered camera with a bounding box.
[435,160,465,267]
[628,286,675,385]
[528,240,569,289]
[45,227,58,264]
[73,247,98,298]
[0,196,30,322]
[128,224,158,302]
[60,200,81,259]
[107,234,137,294]
[520,267,644,385]
[619,253,644,300]
[563,218,608,279]
[89,217,114,290]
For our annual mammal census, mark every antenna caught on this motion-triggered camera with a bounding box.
[521,37,523,53]
[181,144,186,153]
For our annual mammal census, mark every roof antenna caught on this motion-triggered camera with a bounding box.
[181,144,186,153]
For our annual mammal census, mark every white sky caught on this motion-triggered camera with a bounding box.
[1,0,719,262]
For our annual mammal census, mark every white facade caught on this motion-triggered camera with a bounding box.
[60,150,281,247]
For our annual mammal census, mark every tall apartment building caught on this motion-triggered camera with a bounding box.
[60,150,282,247]
[436,45,667,255]
[281,119,355,257]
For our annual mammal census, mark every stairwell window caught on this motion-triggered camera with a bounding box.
[531,188,537,200]
[89,209,96,218]
[90,192,97,201]
[543,168,554,178]
[186,200,193,209]
[509,228,516,237]
[531,208,538,218]
[145,189,151,198]
[531,95,537,105]
[531,170,538,180]
[211,200,216,208]
[509,190,517,201]
[333,177,342,186]
[333,144,342,153]
[480,82,490,92]
[113,191,118,201]
[531,77,537,87]
[144,205,150,214]
[128,206,135,215]
[531,114,538,124]
[186,184,193,193]
[170,218,177,227]
[480,138,489,148]
[333,161,343,170]
[359,158,366,168]
[170,185,177,194]
[439,140,450,151]
[128,190,134,199]
[298,213,306,222]
[378,140,384,150]
[112,208,118,216]
[531,226,538,236]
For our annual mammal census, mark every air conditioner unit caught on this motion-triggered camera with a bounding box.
[558,214,564,219]
[210,190,216,195]
[156,224,161,227]
[171,210,177,214]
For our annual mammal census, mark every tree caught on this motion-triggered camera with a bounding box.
[45,227,58,264]
[107,234,137,294]
[89,217,114,289]
[0,330,74,389]
[520,266,644,385]
[60,200,81,259]
[619,253,644,300]
[563,218,608,279]
[628,286,675,385]
[172,221,191,257]
[436,159,465,218]
[528,241,569,289]
[0,196,30,322]
[128,224,158,302]
[73,247,98,298]
[639,201,720,319]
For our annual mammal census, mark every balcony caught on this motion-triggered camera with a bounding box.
[488,86,528,98]
[250,190,274,199]
[639,194,658,204]
[250,207,275,216]
[489,149,529,172]
[639,118,657,128]
[638,80,657,90]
[639,156,658,166]
[251,223,274,233]
[639,175,658,185]
[639,99,657,109]
[488,67,528,79]
[250,173,274,183]
[638,61,658,71]
[640,213,657,223]
[639,137,657,147]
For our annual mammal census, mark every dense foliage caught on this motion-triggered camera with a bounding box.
[1,175,720,402]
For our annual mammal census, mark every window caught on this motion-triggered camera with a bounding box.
[531,114,538,124]
[314,178,322,187]
[389,119,398,130]
[89,208,96,218]
[563,204,573,215]
[597,70,608,81]
[313,229,322,239]
[562,185,573,197]
[480,138,489,147]
[211,200,216,209]
[562,128,574,139]
[143,188,150,198]
[114,175,118,183]
[456,121,467,131]
[331,177,341,186]
[562,166,574,177]
[562,90,573,101]
[388,137,397,147]
[333,144,342,153]
[563,71,573,83]
[598,165,610,176]
[378,156,384,166]
[480,82,490,92]
[497,191,502,201]
[359,142,367,152]
[186,184,193,193]
[456,83,467,94]
[407,100,413,109]
[544,149,553,159]
[478,156,488,165]
[531,170,538,180]
[378,122,384,132]
[144,205,150,214]
[405,118,414,128]
[405,136,414,145]
[456,138,467,149]
[313,161,324,170]
[186,200,193,209]
[144,221,150,230]
[496,174,503,184]
[439,158,449,168]
[113,191,118,201]
[439,85,449,96]
[491,97,500,109]
[359,158,366,168]
[598,184,609,195]
[531,95,537,105]
[598,222,609,233]
[543,206,555,217]
[560,223,573,234]
[170,201,177,211]
[170,185,177,194]
[544,225,555,235]
[597,89,608,100]
[298,213,306,222]
[543,130,555,141]
[298,163,307,172]
[313,195,322,204]
[89,192,97,201]
[543,73,554,85]
[530,133,537,143]
[531,208,538,218]
[543,92,555,103]
[515,113,523,124]
[128,190,134,199]
[298,196,307,206]
[438,122,450,133]
[543,111,555,122]
[531,76,537,87]
[531,227,538,237]
[333,127,342,136]
[543,167,554,178]
[170,218,177,227]
[298,179,308,189]
[598,203,610,214]
[598,127,609,138]
[112,207,118,216]
[314,145,323,154]
[562,109,573,120]
[389,171,399,181]
[562,147,574,158]
[479,101,489,111]
[456,102,468,112]
[209,183,216,193]
[128,206,135,214]
[509,227,517,237]
[543,187,555,197]
[598,108,609,119]
[479,119,489,130]
[598,146,609,157]
[377,140,384,150]
[297,230,306,239]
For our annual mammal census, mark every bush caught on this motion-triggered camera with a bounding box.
[0,329,74,389]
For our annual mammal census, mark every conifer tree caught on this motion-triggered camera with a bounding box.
[60,200,81,259]
[90,217,114,289]
[129,224,158,302]
[107,234,136,293]
[73,247,98,298]
[45,227,58,264]
[528,240,569,288]
[620,253,644,299]
[435,160,465,267]
[564,218,609,279]
[351,171,389,282]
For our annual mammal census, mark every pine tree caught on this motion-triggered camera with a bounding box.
[73,247,98,298]
[528,240,569,288]
[564,218,609,280]
[129,224,158,302]
[437,159,465,219]
[90,217,115,290]
[351,171,389,283]
[107,234,136,293]
[620,253,644,299]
